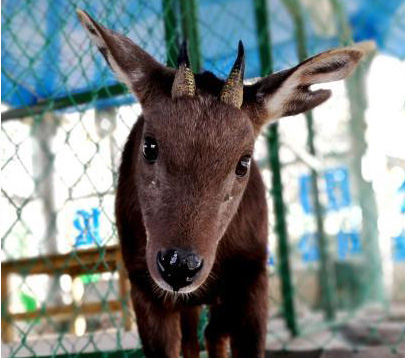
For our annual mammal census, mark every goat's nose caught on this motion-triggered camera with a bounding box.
[156,249,203,291]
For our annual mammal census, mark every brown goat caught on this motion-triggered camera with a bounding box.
[77,9,371,358]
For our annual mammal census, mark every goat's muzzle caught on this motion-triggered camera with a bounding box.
[156,248,203,292]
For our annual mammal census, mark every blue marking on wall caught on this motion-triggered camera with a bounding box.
[324,167,351,211]
[393,234,405,262]
[73,208,102,248]
[337,231,362,260]
[298,233,320,263]
[299,167,352,215]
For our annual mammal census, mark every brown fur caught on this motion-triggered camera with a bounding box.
[77,9,367,357]
[116,113,268,356]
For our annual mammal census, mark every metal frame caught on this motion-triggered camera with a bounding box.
[283,0,337,321]
[253,0,299,336]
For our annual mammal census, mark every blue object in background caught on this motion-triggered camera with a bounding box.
[399,179,405,213]
[299,231,363,263]
[2,0,404,110]
[299,175,314,214]
[324,167,351,211]
[393,234,405,262]
[266,246,276,266]
[299,167,352,214]
[298,233,319,262]
[74,208,102,247]
[337,231,362,260]
[267,251,276,267]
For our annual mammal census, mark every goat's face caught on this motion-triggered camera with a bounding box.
[78,9,370,293]
[139,97,254,292]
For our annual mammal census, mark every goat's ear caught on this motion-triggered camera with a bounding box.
[244,41,375,133]
[77,9,173,104]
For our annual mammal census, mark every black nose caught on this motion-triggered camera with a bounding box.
[156,248,203,291]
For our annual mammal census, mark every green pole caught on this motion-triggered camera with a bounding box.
[282,0,336,321]
[179,0,201,72]
[329,0,352,46]
[330,0,384,304]
[253,0,298,336]
[346,62,384,303]
[162,0,178,68]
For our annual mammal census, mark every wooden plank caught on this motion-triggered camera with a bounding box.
[1,245,120,275]
[1,271,13,343]
[11,300,123,321]
[1,245,134,342]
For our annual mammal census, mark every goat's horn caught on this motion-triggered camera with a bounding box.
[220,41,245,108]
[172,41,196,98]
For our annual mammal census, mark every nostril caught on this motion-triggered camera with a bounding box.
[157,251,166,272]
[185,254,203,271]
[157,249,179,272]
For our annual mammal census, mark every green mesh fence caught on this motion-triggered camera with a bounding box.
[2,0,405,357]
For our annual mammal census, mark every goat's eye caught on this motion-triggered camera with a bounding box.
[235,155,251,177]
[143,136,158,163]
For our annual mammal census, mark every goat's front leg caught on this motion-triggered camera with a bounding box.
[205,303,230,358]
[228,269,268,358]
[181,306,201,358]
[132,289,181,358]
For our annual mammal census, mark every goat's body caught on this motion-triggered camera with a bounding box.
[116,116,268,357]
[78,10,368,357]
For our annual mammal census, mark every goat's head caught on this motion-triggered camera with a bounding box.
[78,9,373,293]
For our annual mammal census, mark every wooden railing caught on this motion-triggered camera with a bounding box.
[1,245,132,343]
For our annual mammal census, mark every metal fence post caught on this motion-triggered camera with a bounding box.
[282,0,337,321]
[179,0,201,72]
[253,0,299,336]
[330,0,385,304]
[162,0,178,67]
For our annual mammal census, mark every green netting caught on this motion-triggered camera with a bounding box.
[2,0,405,357]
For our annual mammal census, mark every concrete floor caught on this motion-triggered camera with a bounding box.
[2,305,404,357]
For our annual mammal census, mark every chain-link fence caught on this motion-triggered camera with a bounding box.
[2,0,405,357]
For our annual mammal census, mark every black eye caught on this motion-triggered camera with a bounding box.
[235,155,251,177]
[143,136,158,163]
